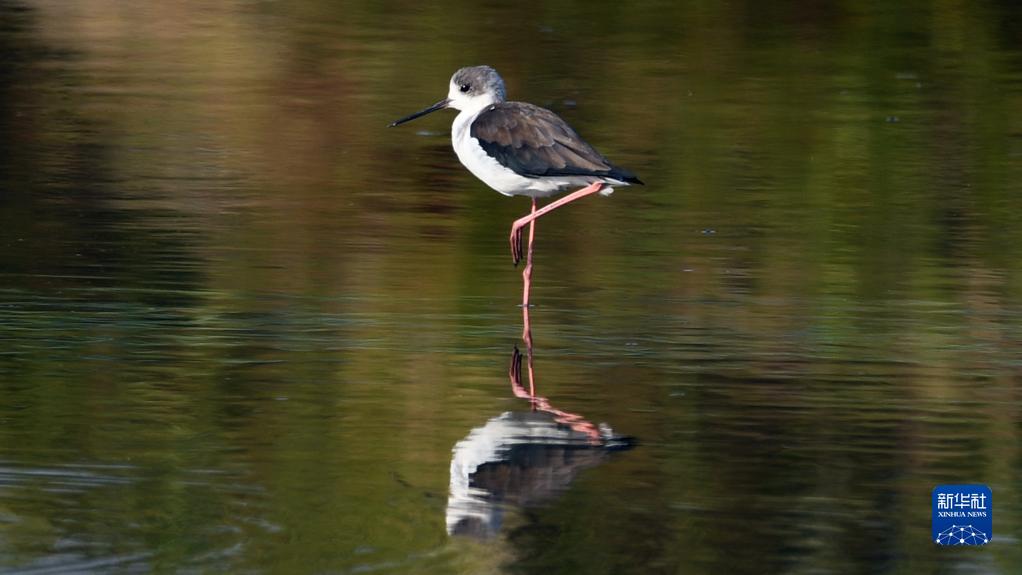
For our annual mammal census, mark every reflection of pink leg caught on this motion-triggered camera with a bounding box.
[520,206,537,392]
[509,182,605,266]
[522,302,533,357]
[538,401,601,443]
[507,346,601,444]
[525,312,536,398]
[508,346,531,400]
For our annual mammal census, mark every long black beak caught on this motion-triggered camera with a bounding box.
[389,98,450,127]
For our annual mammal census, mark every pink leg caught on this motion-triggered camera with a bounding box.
[509,182,605,266]
[522,198,537,310]
[522,296,534,353]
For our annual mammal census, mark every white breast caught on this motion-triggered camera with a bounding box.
[451,110,583,198]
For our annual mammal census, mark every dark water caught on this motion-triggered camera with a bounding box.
[2,1,1022,573]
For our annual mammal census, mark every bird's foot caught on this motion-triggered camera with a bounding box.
[509,224,525,267]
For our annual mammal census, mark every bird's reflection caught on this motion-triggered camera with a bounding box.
[446,345,634,538]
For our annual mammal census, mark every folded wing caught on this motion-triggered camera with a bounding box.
[470,102,642,184]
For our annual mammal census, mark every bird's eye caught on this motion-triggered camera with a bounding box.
[459,83,471,93]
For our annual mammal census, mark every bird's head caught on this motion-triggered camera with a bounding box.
[390,65,506,127]
[446,65,506,112]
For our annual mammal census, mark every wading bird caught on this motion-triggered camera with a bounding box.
[390,66,642,312]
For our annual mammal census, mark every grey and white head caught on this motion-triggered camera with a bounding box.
[446,66,506,111]
[389,65,506,127]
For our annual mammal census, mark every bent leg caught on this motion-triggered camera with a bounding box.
[509,182,605,266]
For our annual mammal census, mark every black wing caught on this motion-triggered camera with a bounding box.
[470,102,642,184]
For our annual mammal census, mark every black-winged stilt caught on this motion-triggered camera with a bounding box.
[390,65,642,312]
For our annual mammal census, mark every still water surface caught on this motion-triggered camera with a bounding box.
[2,1,1022,573]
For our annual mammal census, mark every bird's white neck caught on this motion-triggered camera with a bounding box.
[451,96,497,143]
[453,93,499,117]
